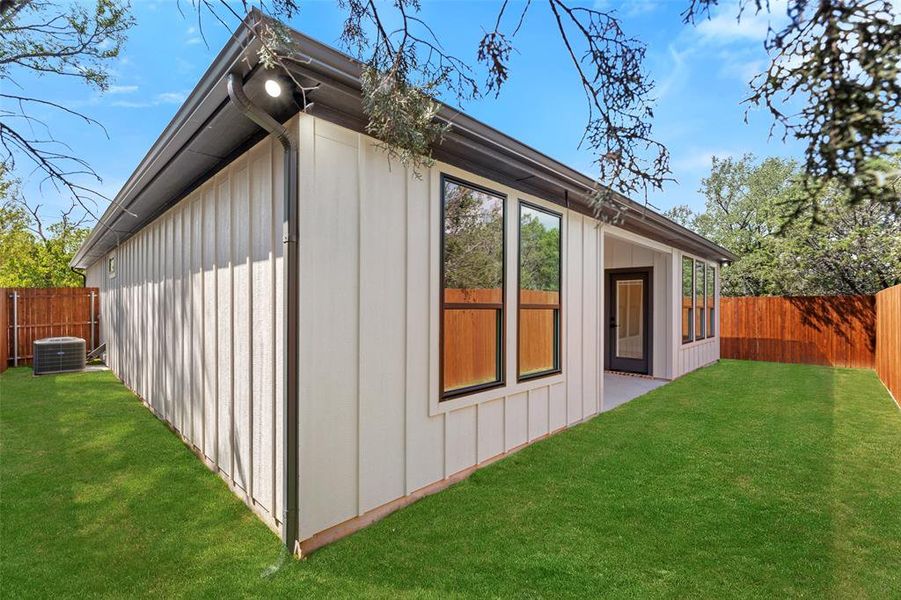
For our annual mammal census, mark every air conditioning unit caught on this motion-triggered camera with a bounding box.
[33,337,86,375]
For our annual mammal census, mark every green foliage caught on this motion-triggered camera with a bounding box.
[360,65,449,177]
[443,181,503,290]
[684,0,901,215]
[667,155,901,296]
[0,171,89,287]
[0,0,134,222]
[0,0,132,91]
[519,209,560,292]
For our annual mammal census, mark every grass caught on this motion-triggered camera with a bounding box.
[2,360,899,598]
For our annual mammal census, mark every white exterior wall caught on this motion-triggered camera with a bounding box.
[603,232,674,379]
[85,110,721,546]
[296,114,604,540]
[84,131,287,533]
[672,249,720,377]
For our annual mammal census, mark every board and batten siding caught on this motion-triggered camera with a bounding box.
[603,233,674,380]
[84,110,722,546]
[84,130,287,534]
[296,114,604,540]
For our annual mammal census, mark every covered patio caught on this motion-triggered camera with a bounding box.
[602,372,668,412]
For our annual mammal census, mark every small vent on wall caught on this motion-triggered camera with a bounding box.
[33,337,86,375]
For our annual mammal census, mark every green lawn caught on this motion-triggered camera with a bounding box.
[2,360,899,598]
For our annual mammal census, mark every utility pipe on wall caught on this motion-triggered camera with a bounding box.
[90,290,96,353]
[226,72,301,555]
[12,291,18,367]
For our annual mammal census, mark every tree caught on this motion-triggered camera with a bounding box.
[191,0,897,223]
[0,0,134,223]
[661,204,695,229]
[777,181,901,294]
[3,0,897,237]
[520,212,561,292]
[443,182,504,291]
[0,166,89,287]
[670,154,901,296]
[683,0,900,219]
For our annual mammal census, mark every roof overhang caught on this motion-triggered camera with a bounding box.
[72,12,735,269]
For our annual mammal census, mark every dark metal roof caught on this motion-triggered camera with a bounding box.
[72,13,735,268]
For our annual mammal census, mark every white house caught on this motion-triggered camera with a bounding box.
[73,14,735,555]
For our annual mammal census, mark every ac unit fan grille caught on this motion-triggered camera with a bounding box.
[33,337,86,375]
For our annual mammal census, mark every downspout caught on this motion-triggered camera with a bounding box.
[70,266,86,287]
[226,73,300,555]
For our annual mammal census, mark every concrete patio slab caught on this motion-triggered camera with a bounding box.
[603,372,668,412]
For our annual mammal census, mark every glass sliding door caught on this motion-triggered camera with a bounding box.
[606,269,651,374]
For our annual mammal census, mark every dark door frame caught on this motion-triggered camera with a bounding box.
[605,267,653,375]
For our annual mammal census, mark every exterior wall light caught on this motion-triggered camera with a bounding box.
[265,79,282,98]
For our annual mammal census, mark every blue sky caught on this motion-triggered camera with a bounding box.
[10,0,802,224]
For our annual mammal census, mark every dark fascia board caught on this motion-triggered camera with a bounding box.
[73,12,736,267]
[70,23,261,268]
[283,27,735,263]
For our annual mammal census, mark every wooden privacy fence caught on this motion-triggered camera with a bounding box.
[0,292,7,373]
[875,284,901,405]
[443,288,558,391]
[720,295,876,368]
[2,288,100,372]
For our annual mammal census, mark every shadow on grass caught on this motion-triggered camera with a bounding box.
[288,360,848,598]
[1,368,284,598]
[2,361,899,598]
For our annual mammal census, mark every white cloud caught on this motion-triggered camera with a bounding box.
[111,90,188,108]
[106,85,138,95]
[696,12,769,43]
[673,148,738,172]
[623,0,661,18]
[655,45,690,101]
[175,57,196,74]
[186,36,203,46]
[715,48,766,83]
[665,0,789,85]
[155,91,187,104]
[593,0,661,17]
[694,0,788,45]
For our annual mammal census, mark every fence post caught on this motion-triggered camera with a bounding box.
[90,290,96,352]
[12,290,18,367]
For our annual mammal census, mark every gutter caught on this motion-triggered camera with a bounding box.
[70,26,260,269]
[226,73,301,555]
[279,41,737,263]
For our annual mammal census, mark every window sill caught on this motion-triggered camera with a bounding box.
[517,369,562,384]
[681,336,717,349]
[430,373,565,416]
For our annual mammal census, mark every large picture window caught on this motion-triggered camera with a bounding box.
[707,264,716,337]
[681,256,694,343]
[518,202,561,380]
[695,260,706,340]
[441,177,506,398]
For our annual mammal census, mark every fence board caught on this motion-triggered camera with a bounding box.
[720,296,876,369]
[0,291,6,373]
[442,288,560,391]
[876,285,901,407]
[3,288,100,366]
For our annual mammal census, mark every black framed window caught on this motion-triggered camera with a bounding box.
[518,202,561,380]
[707,264,716,337]
[695,259,706,340]
[681,256,694,343]
[441,176,506,399]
